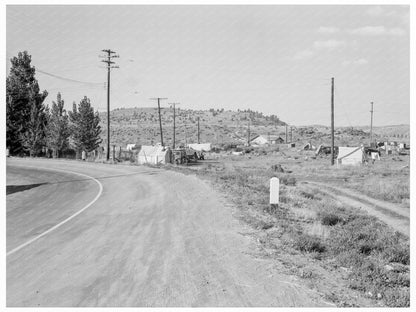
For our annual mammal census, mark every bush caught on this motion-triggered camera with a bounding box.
[383,288,410,307]
[348,259,410,306]
[300,190,316,200]
[279,175,296,186]
[293,233,326,253]
[381,242,410,265]
[319,212,344,226]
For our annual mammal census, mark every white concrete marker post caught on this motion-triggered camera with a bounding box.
[270,177,280,212]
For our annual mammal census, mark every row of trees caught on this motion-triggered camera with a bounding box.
[6,51,102,158]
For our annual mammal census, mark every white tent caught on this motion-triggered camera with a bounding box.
[126,144,137,151]
[187,143,212,152]
[137,145,172,165]
[336,146,364,166]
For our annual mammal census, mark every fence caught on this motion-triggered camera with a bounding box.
[36,146,138,163]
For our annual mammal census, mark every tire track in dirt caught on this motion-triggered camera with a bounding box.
[302,181,409,237]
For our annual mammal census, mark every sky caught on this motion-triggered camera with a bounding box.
[6,4,410,127]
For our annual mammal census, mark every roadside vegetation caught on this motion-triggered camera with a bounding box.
[170,148,410,307]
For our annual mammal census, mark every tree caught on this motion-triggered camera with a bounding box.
[20,95,48,157]
[69,96,102,158]
[45,93,70,158]
[6,51,48,154]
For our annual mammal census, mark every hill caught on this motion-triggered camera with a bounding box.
[98,107,410,149]
[99,107,286,147]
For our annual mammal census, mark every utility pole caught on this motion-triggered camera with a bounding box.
[150,97,168,146]
[247,118,251,146]
[331,77,335,166]
[169,102,180,149]
[197,117,200,144]
[100,49,119,161]
[285,125,288,143]
[370,102,374,146]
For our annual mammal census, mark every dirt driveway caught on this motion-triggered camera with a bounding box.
[302,181,409,237]
[7,158,332,307]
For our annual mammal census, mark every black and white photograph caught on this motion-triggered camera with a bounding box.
[3,1,413,308]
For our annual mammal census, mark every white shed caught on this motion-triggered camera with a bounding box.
[336,146,364,166]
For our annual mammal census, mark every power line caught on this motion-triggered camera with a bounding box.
[36,69,104,85]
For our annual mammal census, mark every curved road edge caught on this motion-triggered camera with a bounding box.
[6,165,103,256]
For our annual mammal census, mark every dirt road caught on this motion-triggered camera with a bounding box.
[302,181,409,237]
[6,158,331,307]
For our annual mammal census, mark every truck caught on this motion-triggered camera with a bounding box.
[172,148,198,165]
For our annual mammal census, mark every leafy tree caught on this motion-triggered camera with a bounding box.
[6,51,48,154]
[68,96,102,158]
[45,93,70,158]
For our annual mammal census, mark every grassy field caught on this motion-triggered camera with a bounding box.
[163,145,410,307]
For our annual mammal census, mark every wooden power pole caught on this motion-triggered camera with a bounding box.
[169,102,180,149]
[247,118,251,146]
[197,117,200,144]
[100,49,119,161]
[285,125,288,143]
[150,97,168,146]
[331,77,335,166]
[370,102,374,146]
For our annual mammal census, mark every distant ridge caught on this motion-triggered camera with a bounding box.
[98,107,410,148]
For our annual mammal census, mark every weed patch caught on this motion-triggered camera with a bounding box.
[293,233,326,253]
[319,211,344,226]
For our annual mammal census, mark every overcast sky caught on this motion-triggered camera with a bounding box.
[6,4,410,126]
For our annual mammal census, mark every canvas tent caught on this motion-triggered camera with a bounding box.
[250,135,284,146]
[187,143,212,152]
[303,143,316,150]
[126,144,137,151]
[336,146,365,166]
[137,145,172,165]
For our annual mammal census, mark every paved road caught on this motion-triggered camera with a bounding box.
[7,158,330,307]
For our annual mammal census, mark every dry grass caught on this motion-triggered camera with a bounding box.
[169,150,410,307]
